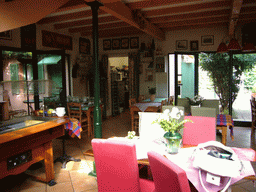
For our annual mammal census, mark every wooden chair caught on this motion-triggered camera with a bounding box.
[138,95,146,102]
[129,98,137,106]
[168,96,174,105]
[67,102,89,137]
[160,99,167,112]
[129,98,139,132]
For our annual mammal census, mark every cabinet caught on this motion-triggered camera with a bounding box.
[155,56,165,72]
[111,81,119,116]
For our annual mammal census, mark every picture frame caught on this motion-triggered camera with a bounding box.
[79,37,90,54]
[121,38,129,49]
[0,30,12,40]
[103,39,111,50]
[201,35,214,46]
[176,40,188,50]
[112,38,120,50]
[190,40,199,51]
[130,37,139,49]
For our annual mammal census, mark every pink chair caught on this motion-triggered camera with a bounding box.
[183,116,216,146]
[147,151,192,192]
[91,139,155,192]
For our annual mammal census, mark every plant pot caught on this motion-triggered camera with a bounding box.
[150,94,156,102]
[164,131,182,154]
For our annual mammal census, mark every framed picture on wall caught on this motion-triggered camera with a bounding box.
[130,37,139,49]
[176,40,188,50]
[121,38,129,49]
[0,30,12,40]
[103,39,111,50]
[190,40,199,51]
[79,37,90,54]
[201,35,214,46]
[112,38,120,50]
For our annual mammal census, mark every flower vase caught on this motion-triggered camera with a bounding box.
[150,94,156,102]
[164,131,182,154]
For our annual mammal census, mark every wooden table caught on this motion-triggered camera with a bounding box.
[130,103,161,132]
[0,116,68,186]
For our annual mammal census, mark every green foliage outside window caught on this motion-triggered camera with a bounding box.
[199,53,256,112]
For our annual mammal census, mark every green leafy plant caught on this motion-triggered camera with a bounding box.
[152,107,193,134]
[199,53,256,112]
[186,95,204,105]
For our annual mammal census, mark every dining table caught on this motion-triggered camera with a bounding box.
[85,137,256,192]
[130,102,161,132]
[142,98,167,103]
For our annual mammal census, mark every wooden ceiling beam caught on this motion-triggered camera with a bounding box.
[157,16,229,28]
[149,9,230,24]
[163,22,228,32]
[82,29,144,39]
[54,15,119,29]
[0,0,70,32]
[81,26,144,38]
[37,9,106,25]
[127,0,202,10]
[69,21,129,33]
[229,0,243,36]
[145,0,231,17]
[86,0,165,40]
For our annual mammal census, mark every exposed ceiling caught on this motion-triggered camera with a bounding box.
[35,0,256,41]
[1,0,255,41]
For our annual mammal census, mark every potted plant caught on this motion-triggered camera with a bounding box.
[152,107,193,154]
[148,87,156,102]
[186,95,204,107]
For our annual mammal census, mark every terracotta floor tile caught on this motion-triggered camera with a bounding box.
[46,182,74,192]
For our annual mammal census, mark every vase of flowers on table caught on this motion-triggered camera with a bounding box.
[186,95,204,107]
[153,107,193,154]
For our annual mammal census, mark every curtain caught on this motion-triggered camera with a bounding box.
[128,52,140,100]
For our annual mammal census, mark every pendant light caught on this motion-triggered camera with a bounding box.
[217,41,228,53]
[242,43,256,52]
[227,38,241,51]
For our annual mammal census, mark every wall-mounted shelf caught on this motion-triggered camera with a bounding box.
[155,56,165,72]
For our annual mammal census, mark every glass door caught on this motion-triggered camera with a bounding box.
[174,53,198,103]
[35,50,68,110]
[232,53,256,123]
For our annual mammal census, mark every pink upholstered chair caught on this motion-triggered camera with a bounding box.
[91,139,155,192]
[147,151,192,192]
[183,116,216,146]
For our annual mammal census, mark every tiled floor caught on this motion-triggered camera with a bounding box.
[1,109,256,192]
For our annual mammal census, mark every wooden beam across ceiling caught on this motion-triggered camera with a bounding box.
[84,0,165,41]
[229,0,243,36]
[0,0,70,32]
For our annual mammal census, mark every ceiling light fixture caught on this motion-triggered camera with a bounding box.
[242,43,256,52]
[217,41,228,53]
[227,38,241,51]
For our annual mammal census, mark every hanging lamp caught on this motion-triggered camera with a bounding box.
[217,41,228,53]
[227,38,241,51]
[242,43,256,52]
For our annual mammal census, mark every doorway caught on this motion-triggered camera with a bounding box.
[108,56,129,116]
